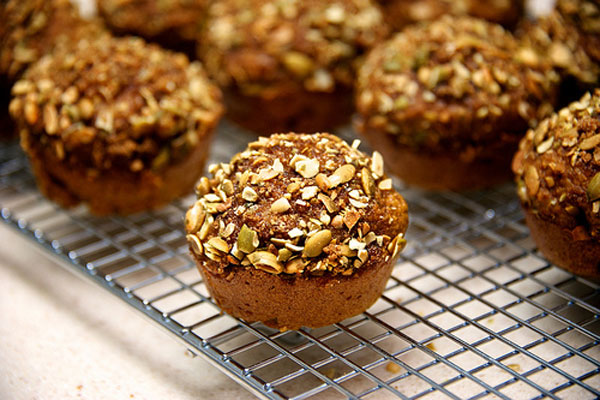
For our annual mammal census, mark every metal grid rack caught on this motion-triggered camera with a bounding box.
[1,123,599,400]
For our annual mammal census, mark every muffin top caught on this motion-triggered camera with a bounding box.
[9,36,223,173]
[0,0,104,80]
[517,11,599,85]
[98,0,208,41]
[198,0,389,95]
[513,90,600,238]
[356,16,559,151]
[185,133,408,277]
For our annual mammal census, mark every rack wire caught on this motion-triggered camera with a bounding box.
[0,122,599,399]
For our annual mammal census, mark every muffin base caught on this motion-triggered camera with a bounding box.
[357,125,514,191]
[523,208,600,281]
[224,86,354,135]
[197,259,395,331]
[22,134,214,216]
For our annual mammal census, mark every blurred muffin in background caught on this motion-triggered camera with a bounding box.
[97,0,208,55]
[10,36,223,215]
[355,16,559,190]
[0,0,105,81]
[378,0,524,32]
[198,0,389,134]
[557,0,600,64]
[0,0,105,140]
[517,10,599,106]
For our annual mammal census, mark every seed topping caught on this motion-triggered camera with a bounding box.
[184,133,408,276]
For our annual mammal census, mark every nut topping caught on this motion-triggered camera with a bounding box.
[248,251,283,274]
[303,230,332,258]
[184,133,408,277]
[271,198,291,213]
[238,225,259,254]
[185,202,206,234]
[294,157,320,178]
[588,172,600,202]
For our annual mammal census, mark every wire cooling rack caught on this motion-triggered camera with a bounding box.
[0,123,599,400]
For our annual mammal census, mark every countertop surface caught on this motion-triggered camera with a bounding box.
[0,224,254,400]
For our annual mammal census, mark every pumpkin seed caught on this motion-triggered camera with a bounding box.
[587,172,600,201]
[237,224,259,253]
[315,173,331,191]
[361,168,375,196]
[524,166,540,196]
[287,182,301,193]
[288,228,304,238]
[303,229,332,257]
[277,248,293,263]
[301,186,319,200]
[242,186,258,202]
[343,210,360,230]
[220,180,234,196]
[378,179,393,190]
[207,237,230,253]
[536,137,554,154]
[318,193,337,213]
[185,202,206,233]
[357,249,369,265]
[388,234,407,259]
[327,164,355,188]
[186,234,203,256]
[282,51,315,77]
[340,244,357,257]
[196,177,211,196]
[248,251,283,274]
[295,157,320,178]
[271,197,291,213]
[43,104,58,135]
[372,151,384,178]
[580,134,600,150]
[284,258,306,274]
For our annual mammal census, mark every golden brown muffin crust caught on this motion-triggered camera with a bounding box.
[356,16,559,157]
[9,36,223,174]
[0,0,104,80]
[198,0,389,96]
[513,90,600,238]
[185,133,408,278]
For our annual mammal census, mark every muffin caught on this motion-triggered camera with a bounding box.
[0,0,105,81]
[517,11,599,105]
[198,0,389,134]
[185,133,408,330]
[557,0,600,64]
[512,90,600,280]
[97,0,207,55]
[9,36,223,215]
[378,0,524,32]
[0,0,104,140]
[355,16,559,191]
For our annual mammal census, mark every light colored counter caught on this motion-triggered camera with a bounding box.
[0,225,254,400]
